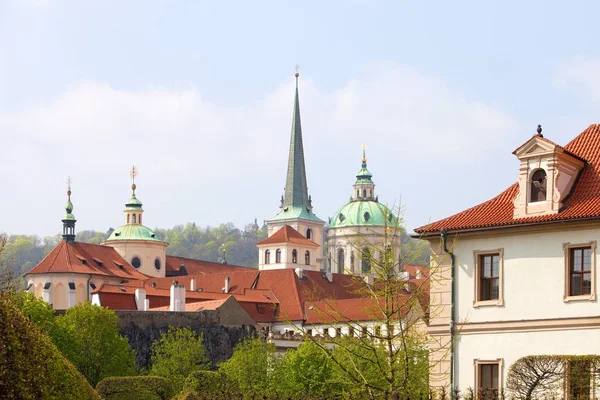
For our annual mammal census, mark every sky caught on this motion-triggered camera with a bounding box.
[2,0,600,238]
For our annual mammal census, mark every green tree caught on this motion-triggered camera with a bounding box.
[52,302,136,386]
[274,340,337,398]
[218,337,278,396]
[149,327,211,392]
[9,290,55,334]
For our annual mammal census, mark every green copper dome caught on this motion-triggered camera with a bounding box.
[63,200,76,221]
[329,200,397,229]
[105,224,162,242]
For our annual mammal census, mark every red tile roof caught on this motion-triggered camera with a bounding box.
[256,225,319,247]
[415,124,600,234]
[27,241,148,280]
[150,298,230,311]
[96,292,138,310]
[165,256,252,276]
[304,295,414,324]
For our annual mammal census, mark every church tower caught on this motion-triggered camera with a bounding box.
[102,166,168,278]
[258,70,325,271]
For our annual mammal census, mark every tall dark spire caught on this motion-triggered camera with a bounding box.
[62,177,76,242]
[282,69,310,211]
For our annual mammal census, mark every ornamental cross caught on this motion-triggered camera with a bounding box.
[66,176,72,191]
[295,64,300,74]
[129,165,138,183]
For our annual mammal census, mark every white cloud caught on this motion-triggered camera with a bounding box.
[554,56,600,102]
[0,63,520,237]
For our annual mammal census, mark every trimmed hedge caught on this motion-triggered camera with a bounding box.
[183,370,239,399]
[96,376,173,400]
[0,294,100,400]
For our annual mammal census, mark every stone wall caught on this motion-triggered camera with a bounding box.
[115,311,258,370]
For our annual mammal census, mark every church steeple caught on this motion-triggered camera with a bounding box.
[353,147,376,201]
[62,177,76,242]
[282,69,311,212]
[124,166,144,225]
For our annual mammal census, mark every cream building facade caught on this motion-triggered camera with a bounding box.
[416,124,600,397]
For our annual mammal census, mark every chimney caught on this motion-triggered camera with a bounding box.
[294,268,304,279]
[399,271,410,281]
[178,284,186,311]
[190,278,196,292]
[135,288,147,311]
[224,276,230,293]
[325,272,333,283]
[416,270,422,279]
[363,275,374,286]
[170,280,179,311]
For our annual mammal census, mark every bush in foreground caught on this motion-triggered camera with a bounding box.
[96,376,173,400]
[0,294,100,399]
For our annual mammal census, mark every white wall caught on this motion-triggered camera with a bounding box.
[453,226,600,323]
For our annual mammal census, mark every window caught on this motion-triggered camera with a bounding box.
[132,214,137,224]
[292,249,297,264]
[473,249,504,307]
[570,247,592,296]
[474,359,502,398]
[357,190,360,198]
[337,249,345,273]
[564,241,596,301]
[305,251,310,265]
[306,329,313,337]
[127,214,130,223]
[568,359,591,399]
[275,249,281,263]
[154,258,161,271]
[350,252,355,270]
[348,327,355,337]
[530,169,547,202]
[480,254,499,301]
[306,228,312,239]
[363,189,366,198]
[131,257,141,269]
[265,250,270,264]
[362,248,371,273]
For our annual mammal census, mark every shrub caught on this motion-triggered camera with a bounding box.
[183,370,238,398]
[149,326,211,392]
[0,294,100,399]
[96,376,173,400]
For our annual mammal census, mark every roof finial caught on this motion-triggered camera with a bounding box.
[536,124,543,137]
[361,144,367,164]
[129,165,138,192]
[66,176,72,200]
[295,64,299,78]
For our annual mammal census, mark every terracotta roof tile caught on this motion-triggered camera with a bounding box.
[97,292,137,310]
[27,241,148,280]
[415,124,600,233]
[165,256,252,276]
[256,225,319,247]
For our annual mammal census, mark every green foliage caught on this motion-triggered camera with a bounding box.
[96,376,173,400]
[52,302,137,386]
[8,290,55,334]
[218,337,277,396]
[0,294,100,399]
[149,327,210,393]
[274,340,337,398]
[183,370,238,399]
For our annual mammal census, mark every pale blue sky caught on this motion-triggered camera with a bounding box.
[2,0,600,237]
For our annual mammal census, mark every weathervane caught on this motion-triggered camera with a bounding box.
[295,64,300,77]
[361,144,367,163]
[129,165,138,190]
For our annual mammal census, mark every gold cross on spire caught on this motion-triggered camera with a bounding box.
[129,165,138,191]
[361,144,367,163]
[295,64,300,77]
[66,176,72,197]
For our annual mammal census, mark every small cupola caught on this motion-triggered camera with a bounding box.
[352,147,376,201]
[513,125,586,218]
[124,166,144,225]
[62,177,77,242]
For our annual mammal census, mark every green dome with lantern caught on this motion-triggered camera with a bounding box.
[328,150,397,229]
[105,223,161,242]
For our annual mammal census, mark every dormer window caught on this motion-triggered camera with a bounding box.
[530,169,547,202]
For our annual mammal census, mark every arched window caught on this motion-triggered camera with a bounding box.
[306,228,312,239]
[357,190,360,198]
[350,251,355,270]
[530,169,547,202]
[127,214,130,224]
[292,249,298,264]
[305,251,310,265]
[265,250,271,264]
[132,214,137,224]
[275,249,282,263]
[362,248,371,273]
[337,248,345,273]
[363,189,367,198]
[139,215,142,224]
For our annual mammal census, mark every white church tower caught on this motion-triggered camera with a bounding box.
[257,70,325,271]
